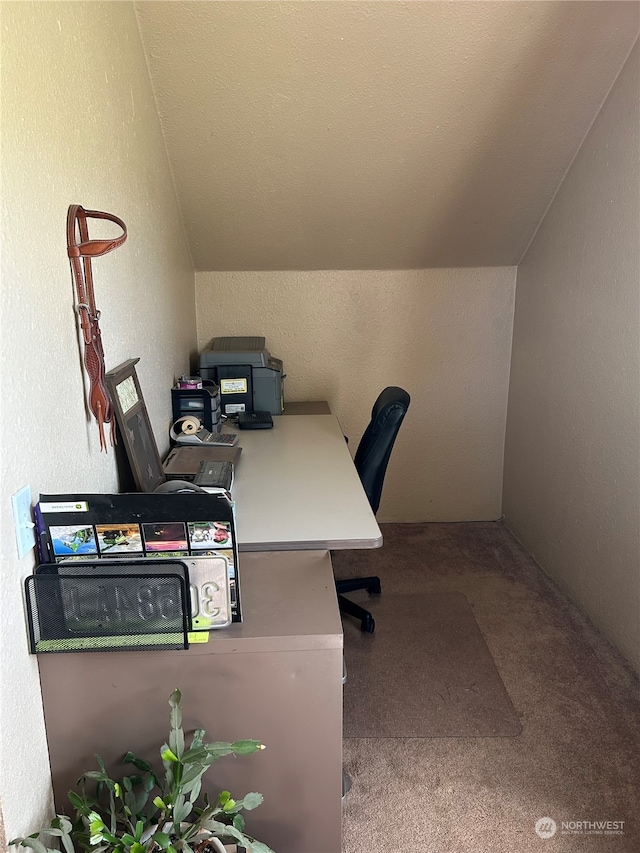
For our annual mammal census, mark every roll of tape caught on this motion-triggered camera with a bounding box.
[180,416,201,434]
[170,415,203,441]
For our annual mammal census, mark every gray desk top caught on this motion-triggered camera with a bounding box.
[231,414,382,551]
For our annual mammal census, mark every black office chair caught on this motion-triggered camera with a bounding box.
[337,386,410,633]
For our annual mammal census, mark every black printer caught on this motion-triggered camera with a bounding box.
[199,336,284,416]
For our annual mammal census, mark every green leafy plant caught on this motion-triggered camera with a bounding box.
[10,690,275,853]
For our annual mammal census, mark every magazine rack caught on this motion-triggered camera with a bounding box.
[35,491,242,622]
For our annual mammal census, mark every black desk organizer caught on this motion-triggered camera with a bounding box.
[25,561,191,654]
[171,386,220,432]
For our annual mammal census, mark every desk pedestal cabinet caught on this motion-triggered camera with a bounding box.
[37,551,343,853]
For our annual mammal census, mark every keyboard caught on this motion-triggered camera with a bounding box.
[176,429,238,446]
[237,411,274,429]
[204,432,238,446]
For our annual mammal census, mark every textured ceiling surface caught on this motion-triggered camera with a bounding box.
[135,1,639,271]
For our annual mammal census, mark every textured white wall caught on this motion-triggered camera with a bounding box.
[503,42,640,672]
[0,2,196,838]
[196,268,516,522]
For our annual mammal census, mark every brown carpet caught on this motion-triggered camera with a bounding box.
[343,591,521,738]
[333,522,640,853]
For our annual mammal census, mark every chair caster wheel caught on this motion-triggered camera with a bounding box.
[366,581,381,595]
[361,615,375,633]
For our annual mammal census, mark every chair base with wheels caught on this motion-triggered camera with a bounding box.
[336,576,381,633]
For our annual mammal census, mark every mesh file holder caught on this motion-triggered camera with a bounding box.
[25,568,191,654]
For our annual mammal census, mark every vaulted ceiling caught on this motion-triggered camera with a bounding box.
[135,1,639,271]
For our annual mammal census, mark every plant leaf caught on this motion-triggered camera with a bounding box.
[184,778,201,802]
[19,838,50,853]
[168,725,185,761]
[246,841,277,853]
[169,705,182,735]
[51,817,73,834]
[67,790,91,813]
[230,740,264,755]
[124,788,138,818]
[179,764,206,787]
[201,743,234,763]
[169,688,184,760]
[180,746,208,764]
[123,752,154,774]
[152,831,172,849]
[82,770,108,782]
[198,819,233,836]
[190,729,205,750]
[239,792,264,811]
[211,824,245,843]
[59,832,74,853]
[172,796,192,825]
[135,786,151,814]
[99,829,119,845]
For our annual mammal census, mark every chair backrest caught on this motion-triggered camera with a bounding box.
[353,387,410,514]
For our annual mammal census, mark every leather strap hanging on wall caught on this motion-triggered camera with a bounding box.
[66,205,127,451]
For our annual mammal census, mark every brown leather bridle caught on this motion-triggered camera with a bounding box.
[66,205,127,451]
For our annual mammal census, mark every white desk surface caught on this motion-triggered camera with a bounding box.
[230,414,382,551]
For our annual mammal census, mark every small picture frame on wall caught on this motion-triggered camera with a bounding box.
[105,358,166,492]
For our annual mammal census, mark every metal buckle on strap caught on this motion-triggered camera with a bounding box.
[76,303,101,322]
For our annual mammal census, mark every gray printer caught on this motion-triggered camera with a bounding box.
[199,336,285,415]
